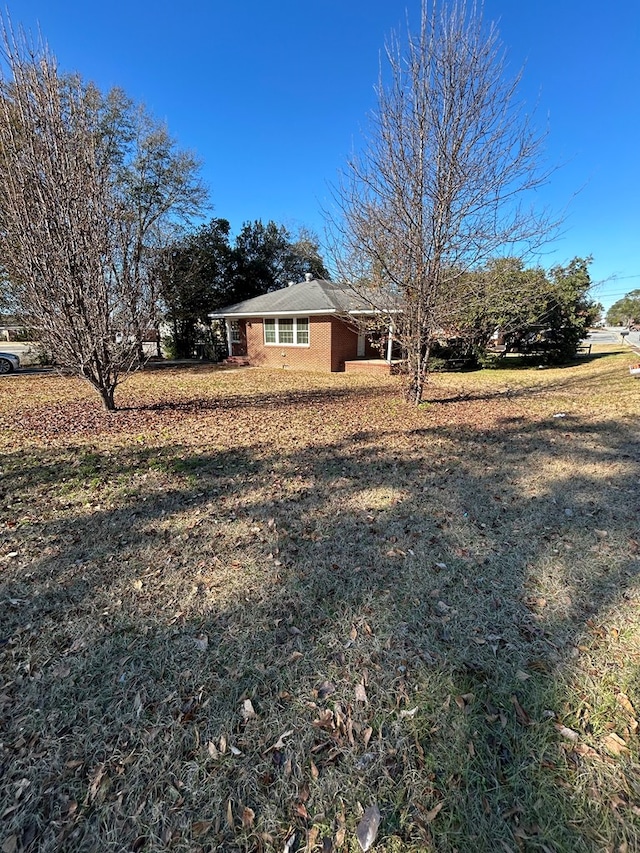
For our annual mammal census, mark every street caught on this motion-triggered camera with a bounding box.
[585,326,640,348]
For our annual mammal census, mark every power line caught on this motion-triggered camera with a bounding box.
[607,274,640,281]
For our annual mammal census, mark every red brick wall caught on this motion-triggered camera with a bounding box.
[330,317,359,371]
[245,316,340,371]
[239,315,389,371]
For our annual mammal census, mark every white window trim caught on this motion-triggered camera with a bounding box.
[230,320,241,344]
[264,317,310,347]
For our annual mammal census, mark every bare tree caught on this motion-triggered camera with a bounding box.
[0,22,206,409]
[329,1,556,403]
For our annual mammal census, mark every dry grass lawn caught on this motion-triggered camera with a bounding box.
[1,347,640,852]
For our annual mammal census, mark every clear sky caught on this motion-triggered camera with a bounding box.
[7,0,640,310]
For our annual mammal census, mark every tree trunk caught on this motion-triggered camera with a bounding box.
[97,383,116,411]
[405,342,428,405]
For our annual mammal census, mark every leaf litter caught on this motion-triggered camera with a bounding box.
[2,357,640,851]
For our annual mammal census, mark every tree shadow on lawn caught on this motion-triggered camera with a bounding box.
[423,361,635,406]
[1,413,640,852]
[121,382,385,414]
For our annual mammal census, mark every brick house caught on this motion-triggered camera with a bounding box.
[210,275,397,373]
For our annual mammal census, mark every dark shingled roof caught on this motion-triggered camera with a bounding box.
[210,279,373,317]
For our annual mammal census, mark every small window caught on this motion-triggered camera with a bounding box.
[264,319,276,343]
[296,318,309,345]
[230,321,241,344]
[278,319,294,344]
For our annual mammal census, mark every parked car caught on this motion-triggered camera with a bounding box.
[0,352,20,374]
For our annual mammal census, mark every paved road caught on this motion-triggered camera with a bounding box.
[585,326,640,348]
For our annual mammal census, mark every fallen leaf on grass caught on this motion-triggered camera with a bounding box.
[133,691,143,718]
[85,765,108,805]
[241,806,255,828]
[515,670,530,682]
[356,804,381,852]
[266,730,294,753]
[192,821,212,837]
[616,693,637,718]
[283,830,296,853]
[555,724,580,742]
[1,836,17,853]
[454,693,474,713]
[313,709,335,731]
[316,680,335,700]
[355,683,368,704]
[511,695,532,726]
[423,802,444,824]
[399,707,418,718]
[603,733,630,756]
[573,743,598,757]
[386,548,406,557]
[207,741,219,759]
[241,698,257,722]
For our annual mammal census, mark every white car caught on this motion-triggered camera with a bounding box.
[0,352,20,374]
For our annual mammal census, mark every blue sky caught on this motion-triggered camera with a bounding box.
[9,0,640,310]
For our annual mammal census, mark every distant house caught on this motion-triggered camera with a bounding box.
[0,315,27,342]
[210,275,397,373]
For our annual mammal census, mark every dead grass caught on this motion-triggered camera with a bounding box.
[1,347,640,852]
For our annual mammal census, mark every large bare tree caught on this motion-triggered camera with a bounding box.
[330,1,556,403]
[0,23,206,409]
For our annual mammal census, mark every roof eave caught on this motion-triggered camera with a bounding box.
[209,309,339,319]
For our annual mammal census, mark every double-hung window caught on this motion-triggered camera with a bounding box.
[264,318,309,346]
[230,321,241,344]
